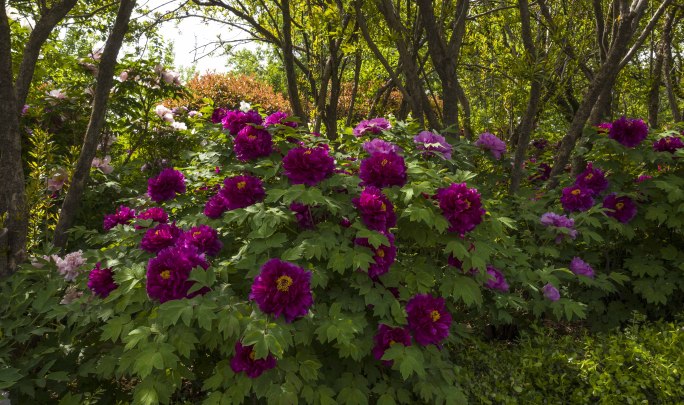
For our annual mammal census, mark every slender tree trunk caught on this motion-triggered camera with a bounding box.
[346,51,362,127]
[510,0,542,194]
[0,1,26,275]
[281,0,307,126]
[662,9,681,122]
[548,1,665,187]
[53,0,137,248]
[647,45,665,129]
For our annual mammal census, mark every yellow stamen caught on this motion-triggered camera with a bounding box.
[615,202,624,210]
[236,181,246,190]
[571,189,581,196]
[389,340,396,346]
[430,310,441,322]
[193,231,201,237]
[381,159,388,166]
[276,275,293,292]
[585,173,593,180]
[376,248,385,258]
[380,202,386,212]
[248,135,256,140]
[464,200,471,209]
[304,150,312,155]
[249,350,256,360]
[160,270,171,280]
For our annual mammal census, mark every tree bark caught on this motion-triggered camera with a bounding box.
[0,1,27,275]
[548,1,663,188]
[53,0,137,248]
[345,51,362,127]
[510,0,543,194]
[662,8,681,122]
[281,0,308,126]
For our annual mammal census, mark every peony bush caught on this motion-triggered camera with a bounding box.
[1,107,683,404]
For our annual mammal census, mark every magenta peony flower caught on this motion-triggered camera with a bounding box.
[211,107,227,124]
[203,194,230,219]
[653,136,684,153]
[372,324,412,366]
[264,111,297,128]
[413,131,452,160]
[103,205,136,231]
[528,162,552,182]
[181,225,223,256]
[222,109,263,135]
[602,194,637,223]
[636,174,653,183]
[354,232,396,280]
[359,152,407,189]
[475,132,507,159]
[531,138,548,151]
[575,162,608,196]
[87,263,117,298]
[233,125,273,161]
[249,259,313,322]
[282,146,335,186]
[230,341,277,378]
[406,294,452,346]
[540,212,578,243]
[219,175,266,210]
[140,223,182,253]
[362,139,401,155]
[146,246,209,303]
[435,183,486,235]
[542,283,560,302]
[608,117,648,148]
[353,186,396,232]
[560,185,594,212]
[290,203,315,229]
[569,257,595,278]
[353,117,391,137]
[136,207,168,225]
[484,265,509,292]
[147,168,186,203]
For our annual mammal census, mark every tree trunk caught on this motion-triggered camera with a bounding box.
[345,51,362,127]
[0,2,28,275]
[548,2,663,187]
[53,0,137,248]
[647,44,665,129]
[661,8,681,122]
[281,0,307,126]
[510,0,542,194]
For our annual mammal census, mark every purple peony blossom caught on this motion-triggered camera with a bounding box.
[146,246,209,303]
[249,258,313,322]
[181,225,223,256]
[560,185,594,212]
[290,203,315,229]
[531,138,548,151]
[230,341,277,378]
[203,194,230,219]
[211,107,227,124]
[359,152,407,189]
[569,257,595,278]
[362,139,401,155]
[219,175,266,210]
[372,324,412,366]
[353,186,396,232]
[147,168,186,203]
[233,126,273,161]
[282,146,335,186]
[636,174,653,183]
[575,162,608,196]
[529,162,552,182]
[435,183,486,235]
[597,122,612,134]
[540,212,578,243]
[140,223,182,253]
[87,263,117,298]
[475,132,507,159]
[136,207,168,225]
[608,117,649,148]
[602,194,637,223]
[542,283,560,302]
[353,117,391,137]
[103,205,136,231]
[222,109,263,135]
[653,136,684,153]
[413,131,452,160]
[484,266,509,292]
[264,111,297,128]
[354,232,396,280]
[406,294,452,346]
